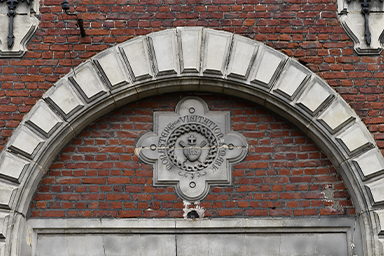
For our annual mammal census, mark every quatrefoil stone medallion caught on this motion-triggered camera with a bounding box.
[136,97,248,202]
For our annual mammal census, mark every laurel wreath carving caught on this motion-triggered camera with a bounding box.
[167,123,218,172]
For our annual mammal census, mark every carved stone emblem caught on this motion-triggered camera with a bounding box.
[136,97,248,202]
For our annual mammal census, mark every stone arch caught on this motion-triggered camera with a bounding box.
[0,27,383,255]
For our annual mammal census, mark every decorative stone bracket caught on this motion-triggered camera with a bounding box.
[0,0,39,58]
[338,0,384,55]
[135,97,248,202]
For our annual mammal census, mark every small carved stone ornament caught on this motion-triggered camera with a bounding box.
[135,97,248,202]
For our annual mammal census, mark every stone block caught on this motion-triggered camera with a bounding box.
[273,59,311,100]
[25,100,63,138]
[93,47,130,89]
[148,29,179,76]
[365,177,384,205]
[0,182,17,209]
[317,98,356,134]
[352,149,384,180]
[0,152,29,183]
[68,60,108,103]
[177,27,202,74]
[36,236,68,256]
[202,29,232,76]
[227,35,259,80]
[66,235,105,256]
[8,126,44,159]
[43,79,84,120]
[118,37,153,81]
[336,123,374,156]
[296,78,334,116]
[250,46,287,88]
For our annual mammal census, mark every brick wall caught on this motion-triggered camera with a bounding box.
[0,0,384,156]
[29,93,355,218]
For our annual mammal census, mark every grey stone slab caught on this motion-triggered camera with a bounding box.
[25,100,63,138]
[315,233,349,255]
[177,27,202,74]
[273,59,311,100]
[118,37,153,81]
[93,47,130,89]
[352,148,384,180]
[66,235,105,256]
[336,123,374,156]
[43,79,84,119]
[36,236,69,256]
[243,235,280,256]
[0,152,29,183]
[365,177,384,205]
[227,35,259,80]
[317,97,356,134]
[69,60,109,103]
[296,78,334,116]
[250,46,287,88]
[279,234,318,255]
[202,29,232,76]
[8,126,44,159]
[148,29,179,76]
[0,182,16,209]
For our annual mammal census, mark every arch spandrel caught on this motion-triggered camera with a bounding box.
[0,27,383,255]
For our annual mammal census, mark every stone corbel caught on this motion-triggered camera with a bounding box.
[338,0,384,55]
[0,0,39,58]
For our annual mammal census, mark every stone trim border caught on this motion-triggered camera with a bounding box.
[0,27,383,255]
[27,217,360,256]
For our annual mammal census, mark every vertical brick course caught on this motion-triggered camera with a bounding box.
[29,93,355,218]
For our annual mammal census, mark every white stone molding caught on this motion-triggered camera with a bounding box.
[338,0,384,55]
[0,27,383,255]
[27,217,360,256]
[0,1,39,58]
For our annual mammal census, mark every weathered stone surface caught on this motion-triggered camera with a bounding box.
[148,29,179,76]
[93,48,130,88]
[250,46,287,88]
[177,27,202,74]
[25,101,62,137]
[69,61,108,102]
[317,98,355,134]
[273,59,310,100]
[8,126,44,159]
[365,177,384,205]
[352,149,384,180]
[119,37,153,81]
[227,35,259,80]
[336,123,374,155]
[43,79,84,119]
[0,152,29,183]
[202,29,232,76]
[297,78,334,115]
[0,182,16,209]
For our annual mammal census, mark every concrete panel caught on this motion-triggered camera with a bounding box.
[119,37,153,81]
[202,29,232,76]
[227,35,259,80]
[273,59,310,100]
[177,27,202,74]
[8,126,44,159]
[93,48,130,88]
[69,60,108,103]
[25,101,63,137]
[317,98,355,134]
[296,78,334,116]
[43,79,84,119]
[336,123,374,156]
[148,29,179,76]
[0,152,29,183]
[352,148,384,180]
[250,47,287,88]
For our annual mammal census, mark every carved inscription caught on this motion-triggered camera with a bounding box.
[136,97,248,202]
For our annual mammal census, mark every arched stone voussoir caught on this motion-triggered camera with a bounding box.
[1,27,384,255]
